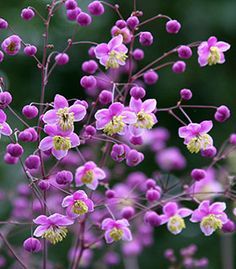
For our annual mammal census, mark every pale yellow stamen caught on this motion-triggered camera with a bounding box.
[53,136,71,151]
[57,107,74,131]
[110,228,123,241]
[135,110,154,129]
[187,134,212,154]
[167,215,186,234]
[201,214,222,232]
[106,50,128,69]
[208,46,221,65]
[81,170,94,184]
[104,115,125,136]
[72,200,88,215]
[42,226,68,244]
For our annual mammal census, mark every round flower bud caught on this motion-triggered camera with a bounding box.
[126,16,139,30]
[88,1,105,16]
[6,143,24,157]
[76,12,92,26]
[21,8,35,21]
[23,237,41,253]
[65,0,77,10]
[22,105,38,119]
[55,53,69,65]
[121,206,135,219]
[19,130,33,142]
[146,188,161,202]
[38,180,50,191]
[55,170,73,185]
[80,75,97,90]
[139,31,153,46]
[166,20,181,34]
[145,179,156,190]
[4,153,19,165]
[66,7,81,21]
[105,189,115,199]
[143,70,159,84]
[88,46,96,58]
[130,136,143,145]
[99,90,112,105]
[84,125,96,136]
[24,45,37,56]
[229,134,236,145]
[25,155,40,170]
[130,86,146,99]
[172,61,186,73]
[132,48,144,61]
[82,60,98,74]
[180,88,192,100]
[177,45,192,59]
[0,91,12,108]
[0,18,8,29]
[201,146,217,158]
[1,35,21,56]
[222,220,235,233]
[0,51,4,63]
[126,149,144,167]
[191,168,206,181]
[115,19,127,29]
[164,249,176,262]
[214,105,230,122]
[144,211,161,226]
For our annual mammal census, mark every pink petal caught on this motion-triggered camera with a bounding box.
[178,126,190,138]
[69,133,80,147]
[95,43,109,58]
[43,110,57,124]
[73,190,87,200]
[69,104,86,121]
[39,137,53,151]
[122,111,137,124]
[129,125,144,136]
[142,99,157,113]
[0,109,7,122]
[198,55,209,67]
[130,97,142,113]
[104,230,114,244]
[44,124,58,136]
[199,120,213,134]
[94,167,106,179]
[109,102,124,116]
[209,202,226,214]
[200,222,214,236]
[215,41,230,52]
[219,52,225,64]
[115,43,128,54]
[0,122,12,136]
[108,34,123,50]
[207,36,217,47]
[54,94,69,109]
[117,219,130,227]
[61,195,74,207]
[48,213,74,226]
[198,200,210,213]
[190,210,206,223]
[101,218,115,230]
[86,178,99,190]
[122,227,132,241]
[33,225,48,237]
[99,55,109,66]
[163,202,178,217]
[33,215,49,225]
[177,208,193,218]
[52,148,68,160]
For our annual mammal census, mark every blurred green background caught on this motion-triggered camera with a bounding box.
[0,0,235,268]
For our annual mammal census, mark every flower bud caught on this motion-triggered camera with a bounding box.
[25,155,40,169]
[82,60,98,74]
[55,53,69,65]
[76,12,92,26]
[88,1,105,16]
[66,7,81,21]
[84,125,96,137]
[121,206,135,219]
[172,61,186,73]
[130,136,143,145]
[180,88,192,100]
[0,18,8,29]
[127,16,139,29]
[24,45,37,56]
[88,46,96,58]
[55,170,73,185]
[144,211,161,226]
[126,149,144,166]
[130,86,146,99]
[166,20,181,34]
[139,32,153,46]
[38,180,50,191]
[145,179,156,190]
[21,8,35,21]
[146,188,161,202]
[105,189,115,199]
[99,90,112,105]
[111,144,130,162]
[23,237,41,253]
[214,105,230,122]
[191,169,206,181]
[0,91,12,108]
[222,220,235,233]
[177,45,192,59]
[0,51,4,63]
[4,153,19,165]
[229,134,236,145]
[80,75,97,90]
[22,105,38,119]
[6,143,24,157]
[143,70,159,84]
[201,146,217,158]
[132,48,144,61]
[115,19,126,28]
[65,0,77,10]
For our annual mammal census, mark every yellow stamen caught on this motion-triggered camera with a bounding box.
[168,215,186,234]
[104,115,125,136]
[42,226,68,244]
[72,200,88,215]
[208,46,221,65]
[57,107,74,131]
[201,214,222,232]
[110,228,123,241]
[135,110,154,129]
[81,170,94,184]
[187,134,212,154]
[106,50,128,69]
[53,136,71,151]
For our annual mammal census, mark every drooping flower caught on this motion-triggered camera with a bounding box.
[0,109,12,137]
[43,94,86,132]
[178,120,213,154]
[39,124,80,160]
[33,213,74,244]
[62,190,94,219]
[95,102,136,136]
[197,36,230,67]
[190,200,228,236]
[160,202,192,235]
[75,161,105,190]
[95,34,128,69]
[101,218,132,244]
[1,35,21,56]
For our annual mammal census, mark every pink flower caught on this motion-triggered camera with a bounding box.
[198,36,230,67]
[33,213,74,244]
[1,35,21,56]
[43,94,86,132]
[62,190,94,219]
[160,202,192,235]
[75,161,105,190]
[190,200,228,236]
[95,102,136,136]
[0,109,12,137]
[39,124,80,160]
[178,120,213,153]
[95,34,128,69]
[101,218,132,243]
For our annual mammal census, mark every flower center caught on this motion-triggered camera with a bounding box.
[72,200,88,215]
[42,226,68,244]
[7,42,17,52]
[103,115,125,136]
[187,134,212,154]
[135,111,154,129]
[106,50,128,69]
[81,170,94,184]
[167,215,186,235]
[201,214,223,232]
[57,107,74,131]
[208,46,221,65]
[110,228,123,241]
[53,136,71,151]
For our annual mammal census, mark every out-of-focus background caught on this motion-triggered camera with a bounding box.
[0,0,235,268]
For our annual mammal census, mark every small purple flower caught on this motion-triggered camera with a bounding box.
[101,218,132,243]
[160,202,192,235]
[95,102,136,136]
[43,94,86,131]
[190,200,228,236]
[1,35,21,56]
[62,190,94,219]
[178,120,213,153]
[198,36,230,67]
[95,34,128,69]
[0,109,12,137]
[75,161,105,190]
[33,213,74,244]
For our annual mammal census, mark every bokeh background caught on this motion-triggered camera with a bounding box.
[0,0,236,268]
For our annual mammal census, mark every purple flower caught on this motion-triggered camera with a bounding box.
[190,200,228,236]
[33,213,74,244]
[178,120,213,153]
[95,34,128,69]
[0,109,12,137]
[101,218,132,243]
[43,94,86,131]
[95,102,136,136]
[75,161,105,190]
[198,36,230,67]
[39,124,80,160]
[128,97,157,136]
[160,202,192,235]
[1,35,21,56]
[62,190,94,219]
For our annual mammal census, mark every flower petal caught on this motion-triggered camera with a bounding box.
[39,137,53,151]
[54,94,69,109]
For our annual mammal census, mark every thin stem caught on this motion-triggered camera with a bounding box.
[138,14,171,27]
[7,106,30,128]
[168,110,187,126]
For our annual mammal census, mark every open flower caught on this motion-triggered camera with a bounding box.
[33,213,74,244]
[39,124,80,160]
[160,202,192,235]
[198,36,230,67]
[62,190,94,219]
[0,109,12,137]
[95,102,136,136]
[1,35,21,56]
[75,161,105,190]
[43,94,86,132]
[178,120,213,154]
[101,218,132,244]
[95,34,128,69]
[190,200,228,236]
